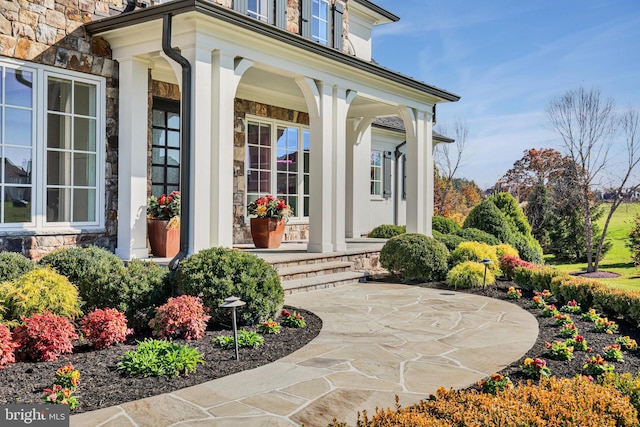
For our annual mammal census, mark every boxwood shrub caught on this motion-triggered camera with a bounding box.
[433,232,465,251]
[368,224,406,239]
[455,228,500,245]
[176,247,284,325]
[432,215,461,234]
[447,261,495,289]
[0,252,34,282]
[39,246,126,312]
[380,233,449,283]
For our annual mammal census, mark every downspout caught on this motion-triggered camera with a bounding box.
[393,140,407,226]
[162,13,192,271]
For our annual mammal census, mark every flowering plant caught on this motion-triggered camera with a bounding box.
[566,335,588,351]
[541,304,559,318]
[530,296,546,309]
[247,194,293,221]
[560,323,579,338]
[581,308,600,322]
[560,299,582,314]
[477,373,513,394]
[147,191,181,226]
[553,313,573,326]
[521,357,551,379]
[603,344,624,362]
[593,317,618,334]
[545,340,574,360]
[43,363,80,410]
[506,287,522,300]
[257,318,281,334]
[281,309,306,328]
[615,336,638,351]
[535,289,553,301]
[583,354,615,376]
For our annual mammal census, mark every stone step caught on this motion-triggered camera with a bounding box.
[268,253,349,270]
[282,271,367,295]
[276,261,354,281]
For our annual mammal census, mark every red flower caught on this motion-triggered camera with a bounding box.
[158,194,167,205]
[281,309,291,317]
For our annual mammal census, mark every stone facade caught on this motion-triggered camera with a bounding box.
[233,98,310,244]
[0,0,121,258]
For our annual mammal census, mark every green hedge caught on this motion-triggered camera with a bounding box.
[432,216,461,234]
[0,252,34,282]
[380,233,449,283]
[513,266,562,291]
[368,224,406,239]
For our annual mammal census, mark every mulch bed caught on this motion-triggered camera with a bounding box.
[571,271,622,279]
[409,280,640,386]
[0,306,321,414]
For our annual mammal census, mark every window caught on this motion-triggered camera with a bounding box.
[0,59,104,230]
[246,117,310,219]
[151,98,180,198]
[312,0,330,45]
[370,150,382,197]
[247,0,270,22]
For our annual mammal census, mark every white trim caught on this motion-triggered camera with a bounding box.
[0,57,106,233]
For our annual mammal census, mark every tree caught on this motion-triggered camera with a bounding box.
[525,182,553,250]
[434,120,468,215]
[546,86,617,272]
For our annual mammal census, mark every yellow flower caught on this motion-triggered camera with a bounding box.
[257,205,267,216]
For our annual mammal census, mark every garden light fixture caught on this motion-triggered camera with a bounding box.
[479,258,493,289]
[219,296,246,361]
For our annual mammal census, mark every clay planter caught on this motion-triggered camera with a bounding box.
[147,219,180,257]
[250,217,285,249]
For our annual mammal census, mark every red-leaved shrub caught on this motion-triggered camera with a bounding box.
[149,295,210,340]
[500,254,535,281]
[0,324,18,369]
[13,312,78,362]
[81,308,133,350]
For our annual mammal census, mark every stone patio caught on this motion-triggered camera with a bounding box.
[70,282,538,427]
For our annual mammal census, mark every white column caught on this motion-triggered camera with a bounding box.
[116,57,149,260]
[405,109,427,235]
[345,118,372,238]
[424,112,434,235]
[308,82,334,253]
[332,87,348,251]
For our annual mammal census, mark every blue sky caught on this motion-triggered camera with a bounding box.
[371,0,640,189]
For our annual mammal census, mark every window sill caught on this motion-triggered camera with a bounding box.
[0,227,106,237]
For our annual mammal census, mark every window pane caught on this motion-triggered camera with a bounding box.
[288,173,297,194]
[371,151,381,166]
[47,188,70,222]
[303,175,309,195]
[247,170,259,193]
[260,147,270,169]
[74,82,96,117]
[4,147,32,184]
[167,149,180,166]
[167,167,180,185]
[4,187,31,223]
[47,151,71,185]
[152,129,165,147]
[152,166,164,183]
[5,69,32,108]
[277,149,288,171]
[73,153,96,186]
[248,146,259,169]
[152,147,164,164]
[5,108,32,146]
[288,196,297,217]
[167,130,179,148]
[304,151,310,173]
[259,171,270,192]
[47,113,72,149]
[259,125,271,146]
[48,77,72,112]
[73,188,95,222]
[247,123,259,144]
[167,185,179,194]
[303,196,309,217]
[74,117,96,151]
[152,110,165,127]
[167,112,180,129]
[277,172,286,194]
[152,185,164,198]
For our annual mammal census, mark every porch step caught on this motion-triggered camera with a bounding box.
[281,271,367,295]
[276,261,354,281]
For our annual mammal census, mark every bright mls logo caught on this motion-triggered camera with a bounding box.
[2,405,69,426]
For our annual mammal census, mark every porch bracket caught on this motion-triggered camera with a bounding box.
[354,116,376,146]
[295,76,320,118]
[345,89,358,105]
[233,57,254,89]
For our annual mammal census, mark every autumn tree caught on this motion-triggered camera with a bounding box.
[434,120,468,216]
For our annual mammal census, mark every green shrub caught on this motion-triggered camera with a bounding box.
[380,234,449,283]
[600,372,640,415]
[449,241,499,270]
[455,228,500,245]
[119,259,173,331]
[117,338,204,378]
[447,261,495,289]
[513,266,562,291]
[490,192,532,236]
[433,232,465,251]
[213,330,264,349]
[512,233,544,264]
[368,224,406,239]
[493,244,519,261]
[176,247,284,325]
[0,252,34,282]
[0,268,82,324]
[432,216,461,234]
[550,275,607,311]
[463,200,514,244]
[39,246,126,312]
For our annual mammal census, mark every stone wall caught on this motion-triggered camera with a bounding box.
[233,98,310,244]
[0,0,122,258]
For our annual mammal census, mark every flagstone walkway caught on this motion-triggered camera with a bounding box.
[71,282,538,427]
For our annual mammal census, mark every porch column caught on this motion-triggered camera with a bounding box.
[180,46,214,253]
[346,118,373,238]
[116,57,149,260]
[332,87,348,251]
[404,109,432,235]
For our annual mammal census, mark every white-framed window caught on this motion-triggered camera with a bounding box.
[0,58,105,231]
[247,0,271,22]
[312,0,331,45]
[370,150,382,197]
[246,116,310,219]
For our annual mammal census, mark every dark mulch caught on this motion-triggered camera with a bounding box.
[408,280,640,386]
[571,271,622,279]
[0,306,321,414]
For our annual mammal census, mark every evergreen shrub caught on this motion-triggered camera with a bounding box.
[455,228,500,245]
[433,232,465,251]
[368,224,406,239]
[380,233,449,282]
[0,252,34,282]
[432,216,461,234]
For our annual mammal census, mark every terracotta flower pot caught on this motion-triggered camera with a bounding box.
[250,217,285,249]
[147,219,180,257]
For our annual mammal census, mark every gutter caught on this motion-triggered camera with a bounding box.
[393,140,407,225]
[85,0,460,103]
[161,13,192,271]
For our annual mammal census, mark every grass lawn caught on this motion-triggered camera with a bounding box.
[549,203,640,290]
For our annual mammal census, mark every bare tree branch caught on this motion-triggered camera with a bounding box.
[434,120,468,215]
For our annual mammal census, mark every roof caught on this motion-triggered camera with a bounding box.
[350,0,400,23]
[85,0,460,103]
[373,117,455,143]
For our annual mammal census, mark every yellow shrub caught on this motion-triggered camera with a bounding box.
[449,241,499,269]
[493,243,519,261]
[447,261,495,289]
